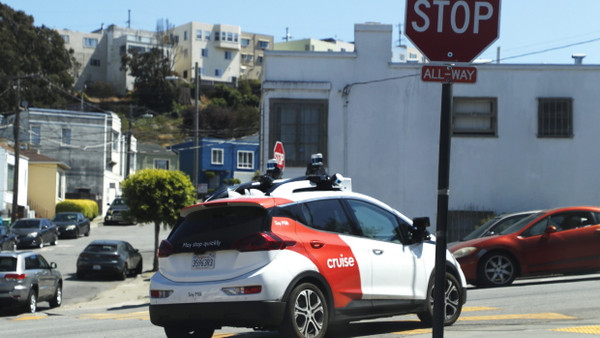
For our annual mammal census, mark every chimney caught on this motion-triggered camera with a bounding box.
[572,54,586,65]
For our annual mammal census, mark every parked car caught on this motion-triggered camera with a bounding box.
[450,206,600,287]
[11,218,58,249]
[0,226,18,251]
[76,240,143,280]
[149,156,467,338]
[104,198,136,225]
[51,212,90,239]
[0,251,62,313]
[448,210,540,247]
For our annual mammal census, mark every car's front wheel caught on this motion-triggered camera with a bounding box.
[49,283,62,308]
[418,272,464,326]
[478,252,517,287]
[37,236,44,248]
[280,282,329,338]
[164,326,215,338]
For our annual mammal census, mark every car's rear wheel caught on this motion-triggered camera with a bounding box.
[25,290,37,313]
[37,236,44,248]
[280,282,329,338]
[76,270,85,280]
[73,228,80,239]
[118,263,128,280]
[84,226,90,236]
[417,272,463,326]
[49,283,62,308]
[478,252,517,287]
[134,259,143,276]
[164,326,215,337]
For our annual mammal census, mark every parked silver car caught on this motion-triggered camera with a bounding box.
[0,251,62,313]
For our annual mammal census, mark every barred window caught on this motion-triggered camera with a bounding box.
[453,97,497,137]
[538,98,573,138]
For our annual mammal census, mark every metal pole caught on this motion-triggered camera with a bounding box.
[11,79,21,223]
[433,80,453,338]
[193,62,199,188]
[125,104,132,178]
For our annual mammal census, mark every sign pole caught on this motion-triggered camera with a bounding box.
[433,81,453,337]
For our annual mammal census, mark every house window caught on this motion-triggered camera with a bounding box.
[61,34,69,43]
[211,148,224,165]
[7,164,14,192]
[154,159,170,170]
[258,40,269,49]
[538,98,573,138]
[201,48,208,57]
[224,51,232,60]
[205,31,211,41]
[183,31,188,41]
[237,151,254,169]
[227,32,233,41]
[196,29,202,40]
[214,31,220,41]
[62,128,71,145]
[83,37,98,48]
[31,125,41,145]
[452,97,497,136]
[215,69,222,77]
[58,171,64,199]
[269,99,328,167]
[258,56,264,64]
[182,70,188,79]
[221,32,226,41]
[241,38,250,47]
[113,132,119,150]
[90,58,100,67]
[234,33,239,42]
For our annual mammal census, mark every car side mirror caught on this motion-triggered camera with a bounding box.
[542,225,557,239]
[51,262,57,269]
[411,217,431,243]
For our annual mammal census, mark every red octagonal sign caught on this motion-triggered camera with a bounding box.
[405,0,501,63]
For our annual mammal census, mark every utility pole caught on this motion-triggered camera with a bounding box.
[193,62,200,189]
[11,79,21,223]
[125,105,132,178]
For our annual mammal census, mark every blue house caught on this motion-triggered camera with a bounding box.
[170,134,259,193]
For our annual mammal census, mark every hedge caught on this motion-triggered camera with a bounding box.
[55,199,99,219]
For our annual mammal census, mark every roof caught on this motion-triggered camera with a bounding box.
[20,149,71,170]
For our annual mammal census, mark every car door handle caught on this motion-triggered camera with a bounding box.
[372,249,384,255]
[310,241,325,249]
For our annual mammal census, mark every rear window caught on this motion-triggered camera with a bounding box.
[168,206,269,253]
[0,257,17,271]
[86,244,118,252]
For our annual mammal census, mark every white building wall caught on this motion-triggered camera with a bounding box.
[262,23,600,227]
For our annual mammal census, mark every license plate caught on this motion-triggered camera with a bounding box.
[192,253,215,270]
[93,265,101,270]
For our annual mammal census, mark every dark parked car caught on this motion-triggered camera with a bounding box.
[12,218,58,249]
[0,226,18,251]
[51,212,90,239]
[0,251,62,313]
[104,198,136,225]
[451,206,600,287]
[76,240,143,280]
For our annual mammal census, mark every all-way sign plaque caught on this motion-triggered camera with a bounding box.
[421,65,477,83]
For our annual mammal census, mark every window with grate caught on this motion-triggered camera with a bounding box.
[538,98,573,138]
[452,97,497,137]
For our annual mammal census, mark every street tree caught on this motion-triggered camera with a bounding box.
[121,169,197,271]
[0,3,74,111]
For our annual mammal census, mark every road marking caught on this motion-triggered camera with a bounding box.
[459,312,576,321]
[12,314,47,321]
[78,310,149,320]
[551,326,600,335]
[462,306,499,312]
[394,328,432,335]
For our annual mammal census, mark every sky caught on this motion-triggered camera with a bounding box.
[4,0,600,64]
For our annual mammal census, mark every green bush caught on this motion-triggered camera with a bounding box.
[56,199,98,219]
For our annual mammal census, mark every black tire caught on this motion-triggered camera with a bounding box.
[118,263,128,280]
[49,283,62,308]
[84,225,90,236]
[164,326,215,337]
[52,234,58,245]
[37,236,44,248]
[280,283,329,338]
[477,252,517,287]
[25,290,37,313]
[73,228,80,239]
[417,272,464,326]
[134,259,143,276]
[76,270,85,280]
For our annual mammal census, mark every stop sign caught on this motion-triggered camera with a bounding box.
[273,141,285,171]
[405,0,501,63]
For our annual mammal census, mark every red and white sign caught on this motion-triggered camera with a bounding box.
[421,65,477,83]
[273,141,285,171]
[405,0,501,63]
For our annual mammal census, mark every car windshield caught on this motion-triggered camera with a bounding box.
[53,214,77,221]
[112,199,126,206]
[500,212,545,235]
[0,257,17,271]
[86,244,118,252]
[462,216,501,241]
[12,219,41,229]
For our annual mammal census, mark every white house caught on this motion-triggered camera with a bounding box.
[261,23,600,237]
[0,142,29,219]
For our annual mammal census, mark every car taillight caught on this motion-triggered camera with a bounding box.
[157,240,174,258]
[222,285,262,295]
[150,289,173,298]
[231,232,295,252]
[5,274,26,281]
